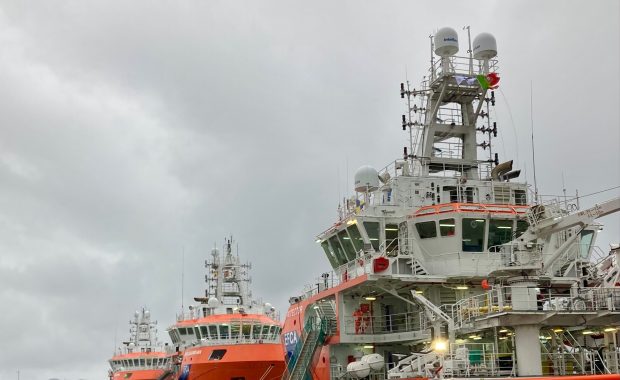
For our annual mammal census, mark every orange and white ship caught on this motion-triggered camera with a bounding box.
[280,27,620,380]
[108,308,171,380]
[167,237,286,380]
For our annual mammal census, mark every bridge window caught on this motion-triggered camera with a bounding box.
[516,220,528,238]
[320,241,341,267]
[439,218,456,236]
[219,324,230,339]
[209,325,218,339]
[264,325,273,339]
[328,235,349,263]
[462,218,486,252]
[338,229,356,259]
[242,323,251,339]
[231,323,240,340]
[254,324,264,339]
[579,230,595,259]
[416,221,437,239]
[347,225,364,252]
[488,219,514,249]
[200,326,209,338]
[251,324,260,339]
[194,326,201,339]
[363,222,380,250]
[385,224,399,254]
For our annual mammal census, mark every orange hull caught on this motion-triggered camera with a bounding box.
[112,369,165,380]
[179,343,285,380]
[396,377,620,380]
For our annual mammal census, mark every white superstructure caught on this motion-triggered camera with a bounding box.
[282,27,620,380]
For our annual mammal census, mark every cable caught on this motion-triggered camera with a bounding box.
[539,185,620,204]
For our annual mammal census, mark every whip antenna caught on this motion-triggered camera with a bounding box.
[530,81,539,203]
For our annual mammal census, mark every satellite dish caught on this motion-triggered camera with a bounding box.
[473,32,497,60]
[434,27,459,57]
[207,297,220,308]
[354,166,379,193]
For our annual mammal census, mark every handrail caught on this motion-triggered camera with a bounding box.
[342,310,428,335]
[443,286,620,328]
[285,317,333,380]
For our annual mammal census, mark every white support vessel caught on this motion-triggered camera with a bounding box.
[281,27,620,380]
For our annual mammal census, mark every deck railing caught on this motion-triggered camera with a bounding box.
[342,310,428,335]
[444,286,620,328]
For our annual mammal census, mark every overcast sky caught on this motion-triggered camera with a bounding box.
[0,1,618,379]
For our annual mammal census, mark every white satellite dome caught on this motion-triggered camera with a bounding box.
[361,353,385,370]
[207,297,220,307]
[347,361,371,378]
[144,310,150,318]
[434,27,459,57]
[473,32,497,60]
[354,166,380,193]
[263,302,275,313]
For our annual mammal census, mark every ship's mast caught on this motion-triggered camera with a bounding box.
[126,308,158,352]
[204,237,253,312]
[412,27,499,181]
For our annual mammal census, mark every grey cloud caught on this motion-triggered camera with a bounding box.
[0,1,618,379]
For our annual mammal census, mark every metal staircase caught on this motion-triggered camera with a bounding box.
[408,258,430,276]
[314,298,337,331]
[285,317,333,380]
[541,328,611,375]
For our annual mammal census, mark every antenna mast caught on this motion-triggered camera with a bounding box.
[181,247,185,311]
[463,25,473,75]
[530,81,539,203]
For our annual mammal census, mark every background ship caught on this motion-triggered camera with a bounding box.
[108,308,170,380]
[281,27,620,380]
[165,237,285,380]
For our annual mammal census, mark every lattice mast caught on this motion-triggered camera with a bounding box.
[401,27,502,180]
[126,308,159,351]
[204,236,253,308]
